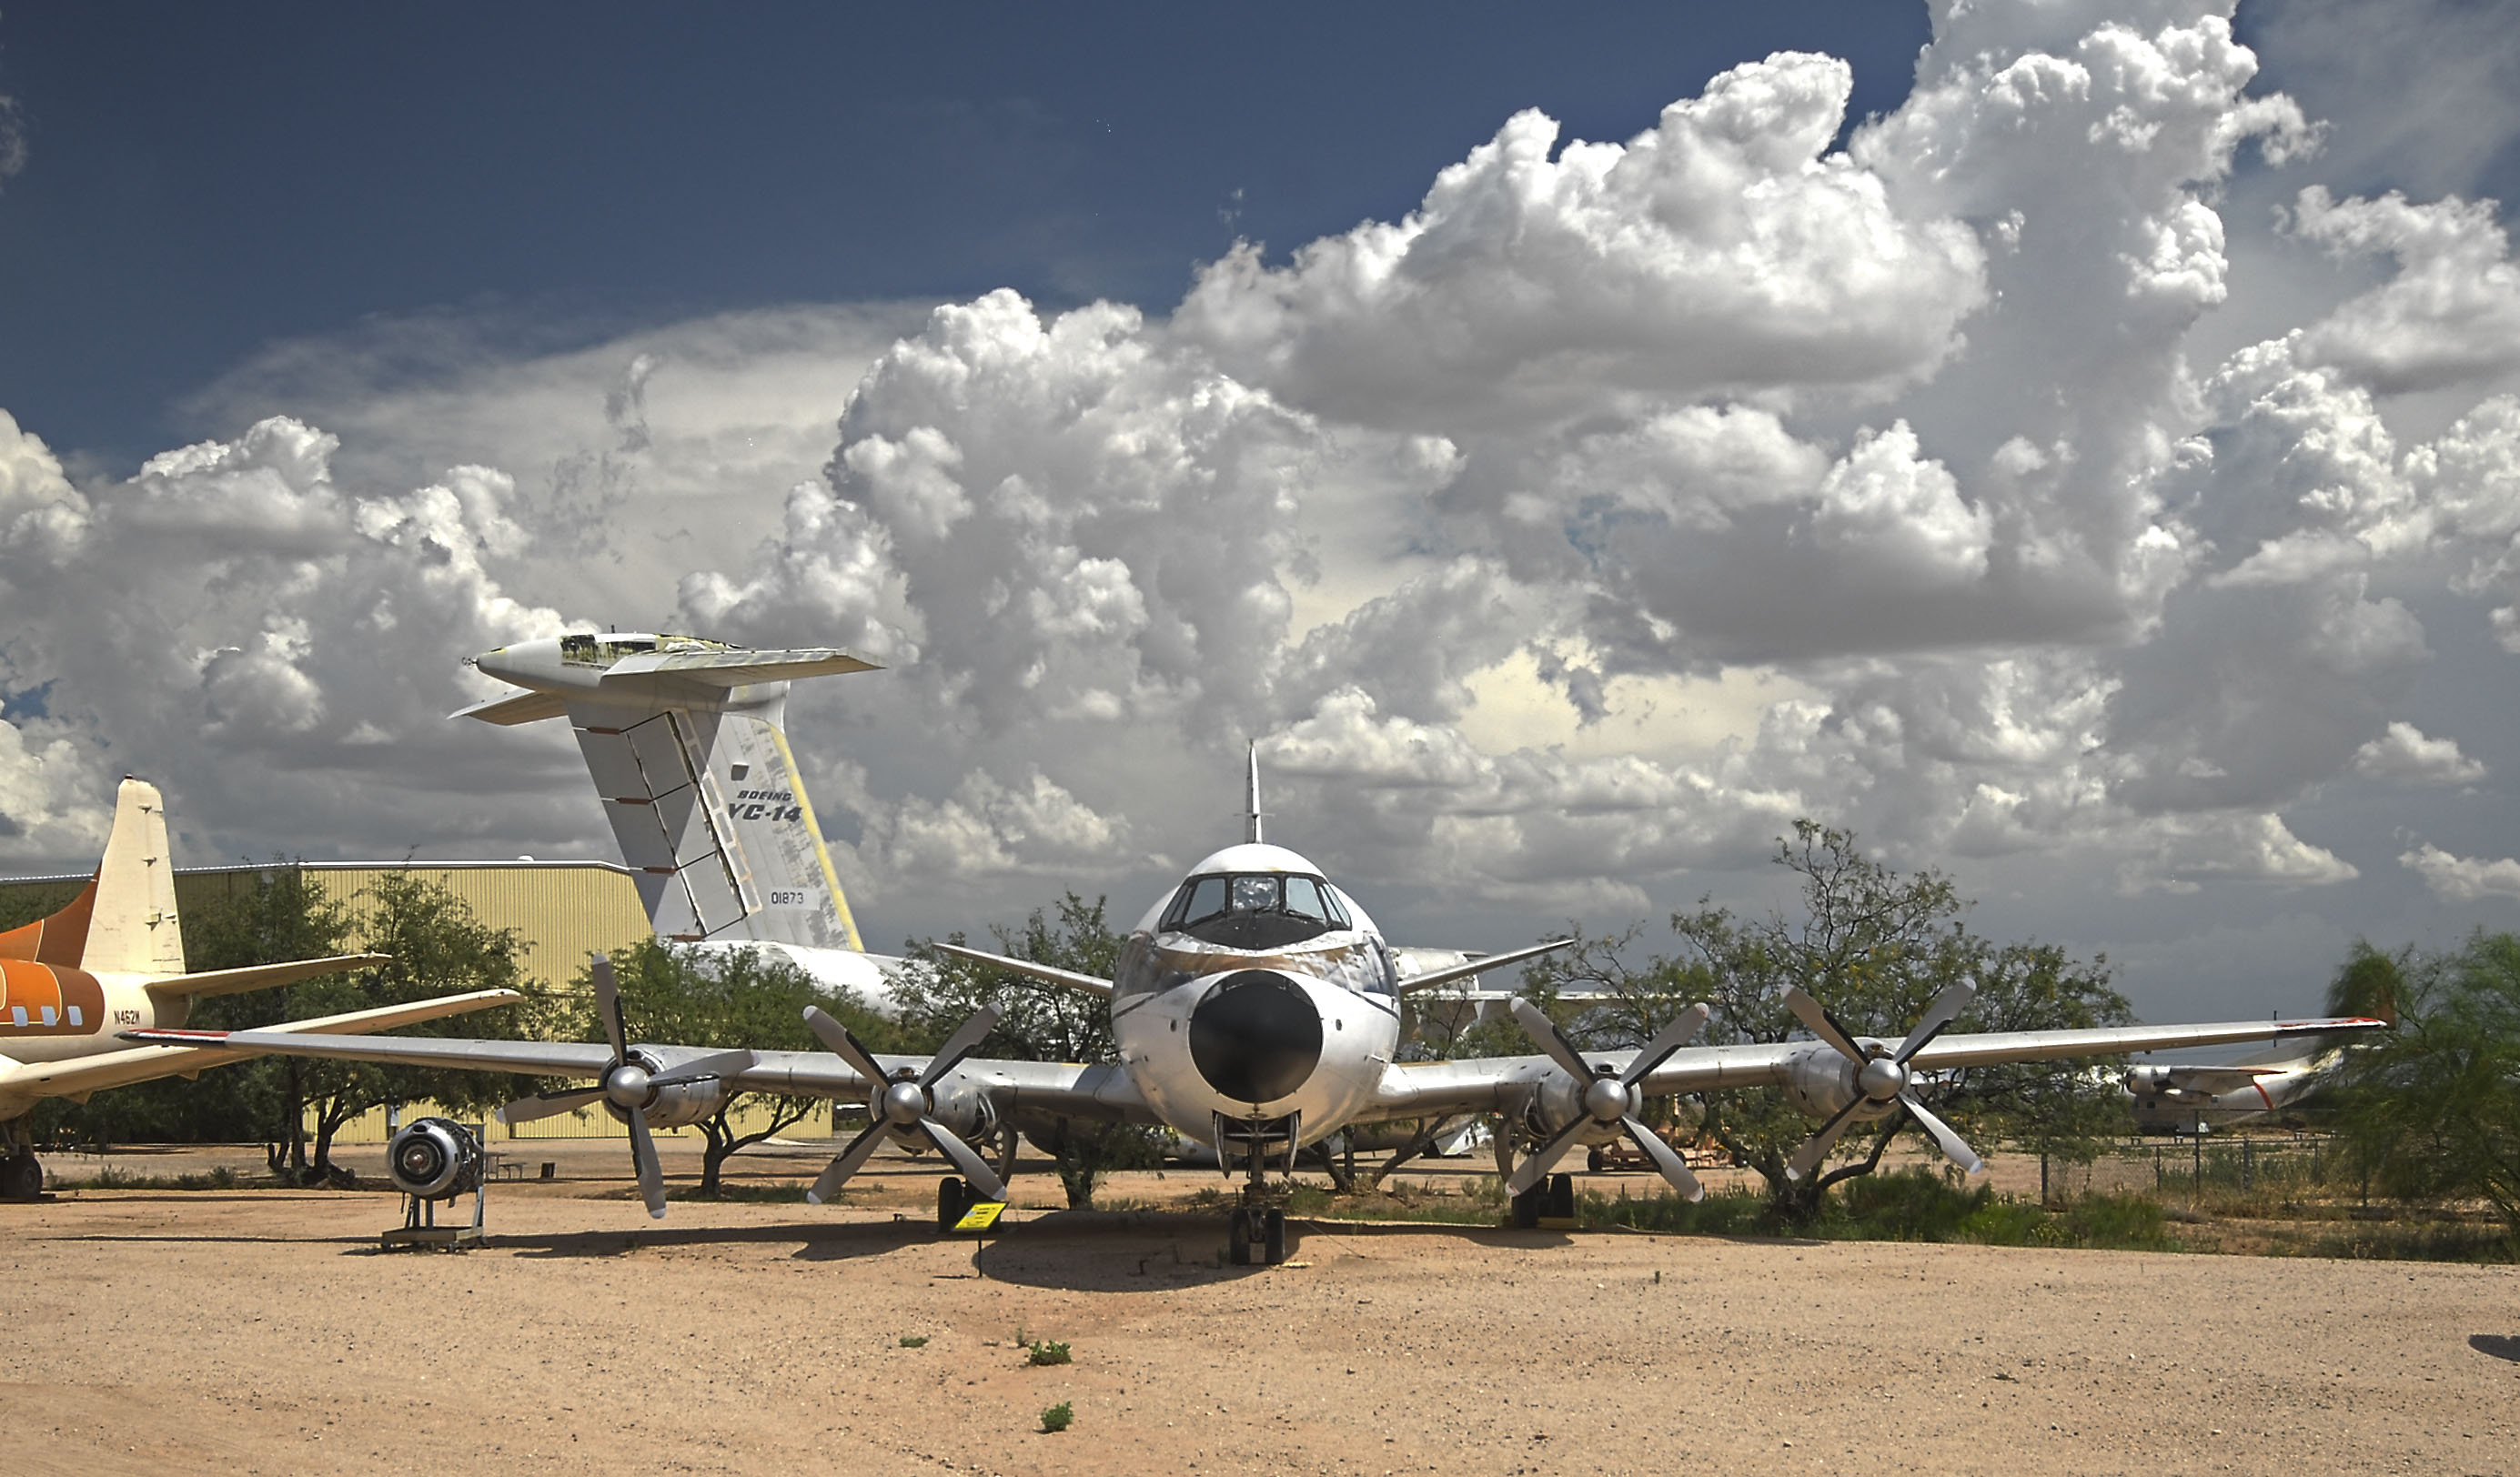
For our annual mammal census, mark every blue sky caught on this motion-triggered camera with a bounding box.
[0,4,1929,468]
[4,2,2520,1023]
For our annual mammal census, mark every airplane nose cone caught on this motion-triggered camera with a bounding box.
[1188,970,1323,1106]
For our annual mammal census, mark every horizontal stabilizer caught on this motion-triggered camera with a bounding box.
[1396,938,1576,995]
[935,943,1114,999]
[451,689,571,725]
[606,648,880,687]
[142,952,392,1000]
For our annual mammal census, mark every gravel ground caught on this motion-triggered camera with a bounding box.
[5,1144,2515,1477]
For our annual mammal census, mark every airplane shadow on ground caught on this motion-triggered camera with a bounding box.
[954,1211,1588,1291]
[2472,1334,2520,1363]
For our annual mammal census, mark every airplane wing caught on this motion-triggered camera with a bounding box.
[1394,939,1573,995]
[449,689,570,725]
[932,944,1114,999]
[1358,1014,2387,1123]
[116,1026,1162,1122]
[2127,1063,2299,1093]
[4,989,520,1106]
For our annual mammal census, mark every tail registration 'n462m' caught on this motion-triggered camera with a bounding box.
[126,648,2386,1261]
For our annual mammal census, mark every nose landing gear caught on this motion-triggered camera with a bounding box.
[1217,1110,1301,1265]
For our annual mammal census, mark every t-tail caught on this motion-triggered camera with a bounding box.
[454,632,876,953]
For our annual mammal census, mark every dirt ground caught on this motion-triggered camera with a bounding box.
[5,1141,2515,1477]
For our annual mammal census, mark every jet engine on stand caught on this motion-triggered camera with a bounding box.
[380,1116,487,1251]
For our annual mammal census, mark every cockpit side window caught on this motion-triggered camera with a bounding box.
[1282,876,1329,923]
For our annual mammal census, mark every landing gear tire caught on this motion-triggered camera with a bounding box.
[937,1176,973,1231]
[1,1153,41,1202]
[1587,1147,1606,1173]
[1510,1183,1544,1229]
[1510,1173,1577,1228]
[1549,1171,1576,1221]
[1227,1206,1288,1265]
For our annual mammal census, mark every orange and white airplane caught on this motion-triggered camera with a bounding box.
[0,776,520,1200]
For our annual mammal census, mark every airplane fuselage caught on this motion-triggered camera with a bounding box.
[1107,842,1404,1150]
[0,964,192,1066]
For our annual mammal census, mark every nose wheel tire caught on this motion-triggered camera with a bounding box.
[1226,1206,1288,1265]
[2,1152,41,1202]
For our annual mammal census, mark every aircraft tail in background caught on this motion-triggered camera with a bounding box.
[455,633,876,957]
[0,776,186,979]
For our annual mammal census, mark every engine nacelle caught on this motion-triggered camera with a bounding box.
[1780,1045,1898,1126]
[1519,1062,1636,1150]
[388,1117,483,1200]
[882,1073,998,1150]
[606,1075,732,1130]
[2123,1067,2198,1100]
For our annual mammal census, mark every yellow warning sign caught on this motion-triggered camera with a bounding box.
[953,1201,1007,1232]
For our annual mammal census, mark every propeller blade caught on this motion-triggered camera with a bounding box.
[801,1006,891,1085]
[1785,1095,1867,1181]
[1620,1117,1704,1202]
[1899,1093,1985,1177]
[1784,986,1868,1063]
[917,1120,1010,1203]
[591,952,630,1061]
[1890,980,1976,1066]
[1619,1003,1711,1088]
[806,1119,892,1205]
[625,1110,668,1220]
[1506,1113,1593,1197]
[1509,998,1598,1085]
[650,1048,759,1088]
[496,1087,606,1126]
[919,1003,1005,1089]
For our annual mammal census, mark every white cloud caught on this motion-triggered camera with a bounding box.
[2399,841,2520,901]
[12,1,2520,1002]
[2353,721,2486,783]
[1174,51,1987,431]
[2291,186,2520,394]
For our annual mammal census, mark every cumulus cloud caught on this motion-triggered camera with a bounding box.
[2353,721,2486,783]
[13,0,2520,991]
[2399,841,2520,902]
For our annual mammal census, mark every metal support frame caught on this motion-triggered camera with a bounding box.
[380,1182,487,1251]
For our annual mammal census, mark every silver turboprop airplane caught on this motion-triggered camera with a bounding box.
[128,726,2386,1261]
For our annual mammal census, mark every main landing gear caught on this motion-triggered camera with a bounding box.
[938,1175,983,1231]
[1509,1172,1577,1229]
[2,1120,43,1202]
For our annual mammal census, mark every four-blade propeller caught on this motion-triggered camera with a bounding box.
[801,1002,1008,1207]
[1507,998,1712,1201]
[1782,980,1984,1182]
[496,952,755,1220]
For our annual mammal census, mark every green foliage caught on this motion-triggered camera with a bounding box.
[898,1335,929,1348]
[1588,1169,2175,1250]
[590,939,886,1196]
[1039,1401,1074,1433]
[2329,930,2520,1241]
[0,879,86,931]
[897,893,1165,1208]
[1539,821,2132,1220]
[285,870,545,1181]
[1025,1339,1072,1367]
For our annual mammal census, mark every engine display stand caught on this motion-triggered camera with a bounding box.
[380,1183,486,1251]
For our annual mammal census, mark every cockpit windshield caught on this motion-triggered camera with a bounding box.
[1162,871,1351,949]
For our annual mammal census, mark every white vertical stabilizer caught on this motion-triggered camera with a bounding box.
[79,778,186,978]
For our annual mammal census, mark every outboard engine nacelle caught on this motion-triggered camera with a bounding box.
[388,1117,484,1200]
[604,1074,731,1130]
